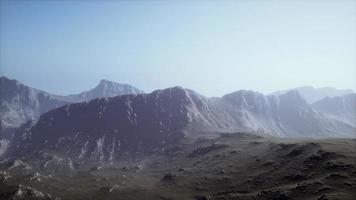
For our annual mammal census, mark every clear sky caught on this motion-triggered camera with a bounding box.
[1,0,355,96]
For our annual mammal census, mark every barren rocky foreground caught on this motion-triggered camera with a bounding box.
[0,132,355,200]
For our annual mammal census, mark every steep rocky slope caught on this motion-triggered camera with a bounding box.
[0,77,68,129]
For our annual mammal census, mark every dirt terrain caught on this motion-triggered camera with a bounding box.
[0,132,355,200]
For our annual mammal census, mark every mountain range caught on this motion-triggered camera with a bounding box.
[1,76,355,160]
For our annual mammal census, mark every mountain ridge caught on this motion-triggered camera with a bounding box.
[0,76,143,130]
[9,86,355,163]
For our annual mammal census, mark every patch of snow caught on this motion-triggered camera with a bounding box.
[0,139,9,156]
[93,136,105,161]
[108,138,116,162]
[68,159,74,169]
[79,141,89,159]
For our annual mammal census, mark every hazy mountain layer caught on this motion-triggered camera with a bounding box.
[213,90,355,138]
[312,93,356,127]
[271,86,353,103]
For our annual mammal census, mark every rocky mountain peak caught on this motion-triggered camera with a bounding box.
[63,79,143,102]
[98,79,113,85]
[96,79,128,89]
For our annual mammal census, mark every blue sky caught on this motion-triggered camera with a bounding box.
[1,0,355,96]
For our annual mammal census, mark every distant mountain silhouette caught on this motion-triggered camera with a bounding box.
[62,79,143,102]
[271,86,353,103]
